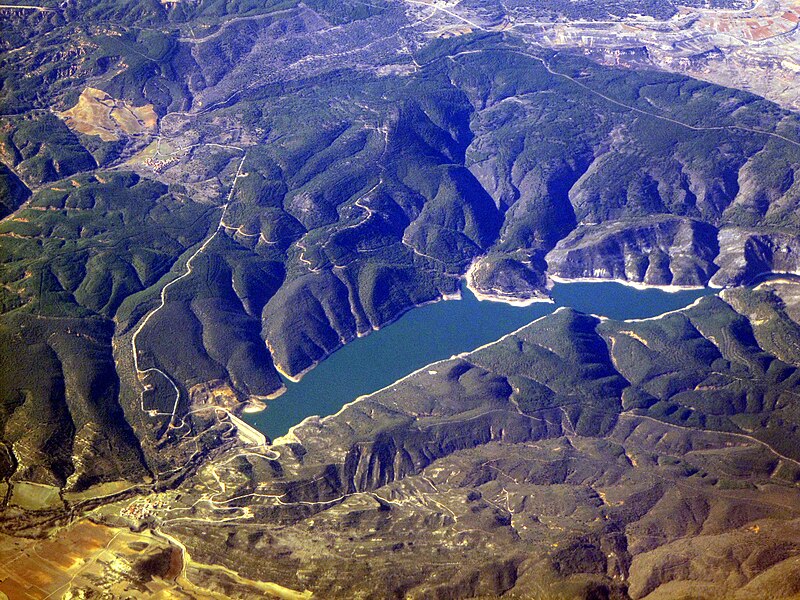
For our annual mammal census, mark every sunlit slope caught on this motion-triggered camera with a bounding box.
[159,283,800,598]
[1,10,800,490]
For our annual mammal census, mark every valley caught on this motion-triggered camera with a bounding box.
[246,280,711,440]
[2,0,800,597]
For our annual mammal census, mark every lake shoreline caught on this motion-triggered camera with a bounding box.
[246,279,714,440]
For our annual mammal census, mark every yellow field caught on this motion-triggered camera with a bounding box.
[0,521,190,599]
[8,482,61,511]
[58,87,158,141]
[0,516,312,599]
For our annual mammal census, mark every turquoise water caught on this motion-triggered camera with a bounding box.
[245,281,713,439]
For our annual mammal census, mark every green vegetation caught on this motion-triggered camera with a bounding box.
[0,170,211,318]
[0,114,96,185]
[205,283,800,598]
[2,2,800,512]
[0,164,29,218]
[2,1,800,596]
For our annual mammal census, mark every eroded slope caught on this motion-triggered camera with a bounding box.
[82,281,800,599]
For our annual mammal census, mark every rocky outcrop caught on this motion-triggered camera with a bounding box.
[545,216,719,286]
[712,227,800,286]
[162,284,800,599]
[466,253,549,303]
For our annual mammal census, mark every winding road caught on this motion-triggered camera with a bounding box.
[130,146,247,427]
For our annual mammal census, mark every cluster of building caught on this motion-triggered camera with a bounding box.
[143,156,179,173]
[120,495,168,522]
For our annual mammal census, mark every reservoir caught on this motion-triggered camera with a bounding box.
[245,281,713,439]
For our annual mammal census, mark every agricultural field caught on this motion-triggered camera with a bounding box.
[58,87,158,142]
[2,0,800,597]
